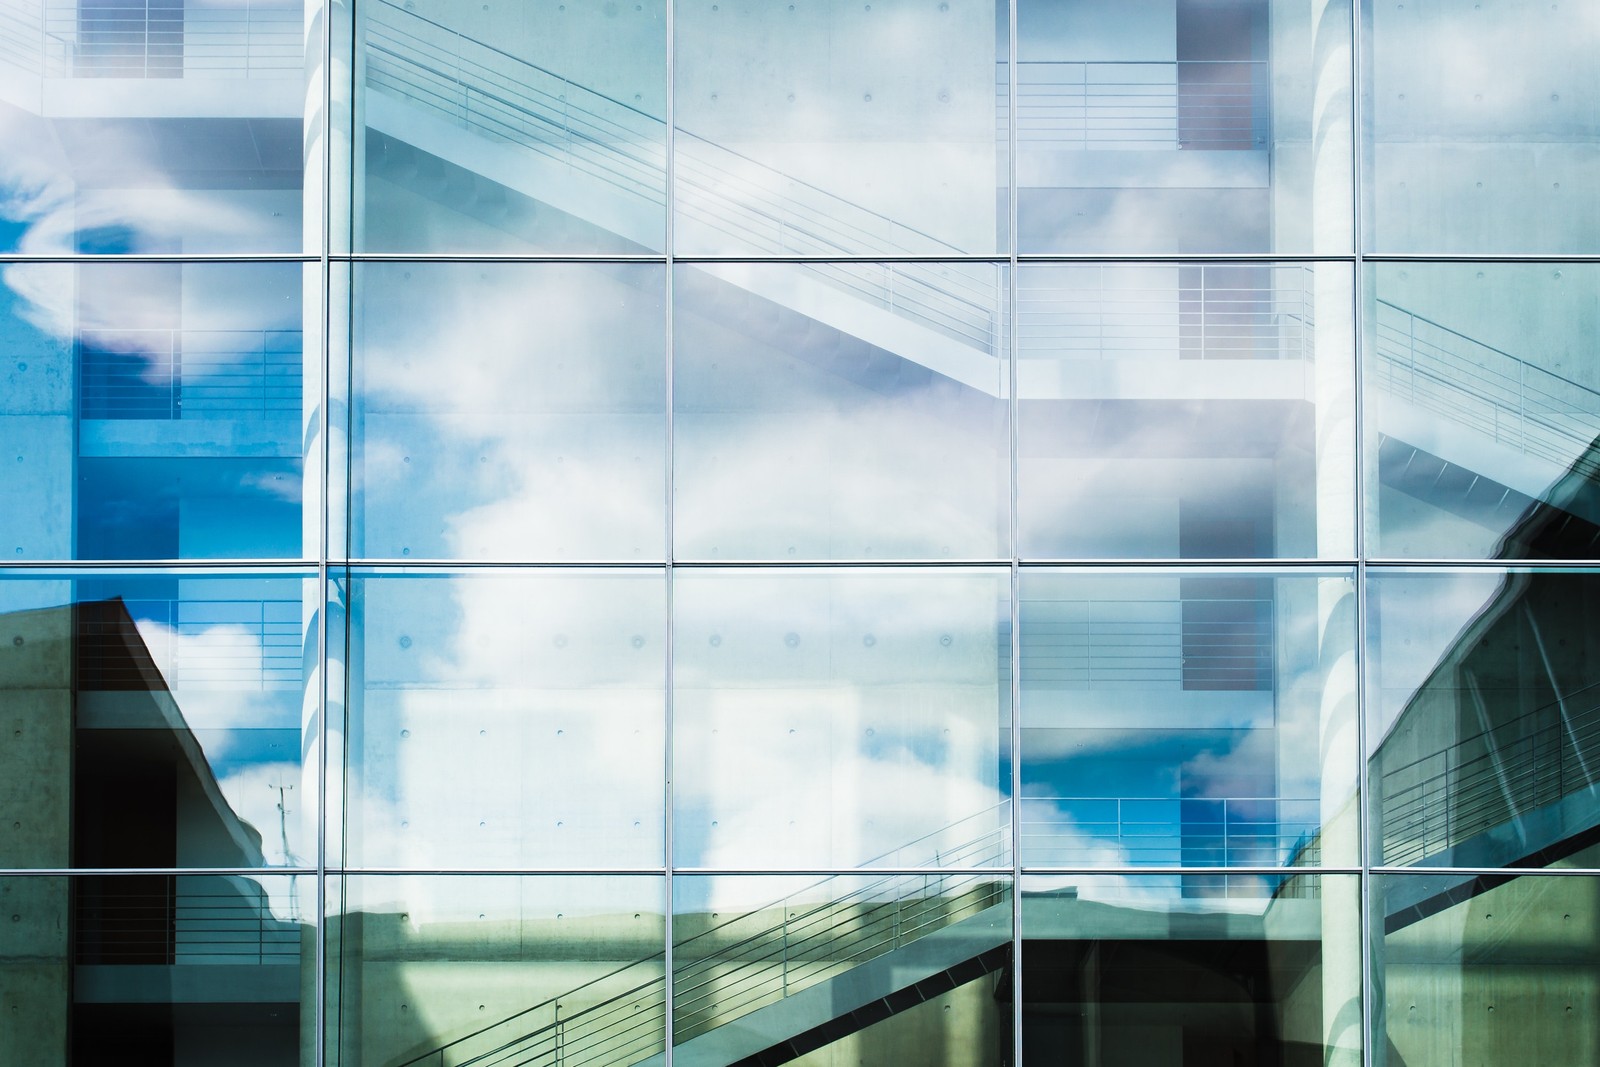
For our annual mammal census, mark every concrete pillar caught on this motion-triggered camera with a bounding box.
[1316,574,1361,1065]
[0,603,75,1062]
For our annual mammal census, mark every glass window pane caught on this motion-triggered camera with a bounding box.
[1368,568,1600,870]
[672,568,1011,871]
[1018,262,1354,560]
[0,570,318,870]
[1,873,310,1064]
[673,874,1012,1066]
[348,262,666,562]
[1020,568,1359,868]
[673,0,1007,256]
[673,262,1009,561]
[1365,0,1600,254]
[355,0,666,253]
[340,569,665,870]
[54,873,307,1064]
[0,1,315,254]
[1016,0,1352,254]
[329,875,665,1067]
[1375,871,1599,1067]
[0,262,313,561]
[1021,874,1362,1065]
[1365,263,1600,560]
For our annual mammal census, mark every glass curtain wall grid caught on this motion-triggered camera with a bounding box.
[0,0,1597,1065]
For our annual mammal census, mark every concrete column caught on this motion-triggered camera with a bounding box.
[1316,574,1362,1066]
[0,603,75,1063]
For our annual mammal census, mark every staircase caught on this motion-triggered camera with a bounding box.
[1371,299,1600,527]
[389,811,1010,1067]
[363,0,1004,393]
[1378,675,1600,870]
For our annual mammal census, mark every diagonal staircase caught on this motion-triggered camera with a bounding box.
[363,0,1005,394]
[389,809,1011,1067]
[1371,299,1600,533]
[1378,677,1600,870]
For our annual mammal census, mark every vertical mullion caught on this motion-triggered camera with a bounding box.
[663,1,677,1064]
[314,0,334,1058]
[1350,1,1374,1064]
[1007,0,1023,1063]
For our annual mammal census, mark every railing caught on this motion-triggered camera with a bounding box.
[77,597,303,691]
[1021,597,1274,691]
[1372,300,1600,479]
[394,806,1010,1067]
[1022,796,1321,868]
[75,875,299,965]
[78,328,302,421]
[1005,59,1269,151]
[1017,265,1315,362]
[673,834,1009,1045]
[32,1,301,79]
[365,0,1001,358]
[1378,680,1600,867]
[0,0,42,76]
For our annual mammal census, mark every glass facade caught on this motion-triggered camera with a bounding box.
[0,1,1596,1064]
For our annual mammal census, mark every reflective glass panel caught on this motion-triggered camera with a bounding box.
[672,568,1011,871]
[0,0,315,254]
[673,0,1007,257]
[1015,0,1352,254]
[673,262,1009,561]
[1365,0,1600,254]
[1018,262,1355,559]
[1020,568,1359,868]
[355,0,666,253]
[0,873,311,1065]
[1365,263,1600,560]
[1368,568,1600,870]
[1374,870,1599,1067]
[329,875,665,1067]
[340,569,665,870]
[1020,874,1362,1065]
[348,262,667,562]
[0,570,317,869]
[0,261,312,560]
[673,873,1012,1066]
[3,873,311,1065]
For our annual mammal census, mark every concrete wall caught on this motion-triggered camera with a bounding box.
[0,604,74,1062]
[1380,865,1600,1066]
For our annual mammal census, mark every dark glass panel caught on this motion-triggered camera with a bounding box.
[1369,568,1600,870]
[1021,874,1361,1066]
[0,570,316,870]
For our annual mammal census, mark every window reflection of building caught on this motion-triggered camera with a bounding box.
[0,596,301,1063]
[0,0,1596,1063]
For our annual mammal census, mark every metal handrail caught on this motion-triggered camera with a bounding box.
[31,2,301,79]
[0,0,42,75]
[75,876,298,965]
[1006,59,1270,151]
[1017,267,1316,362]
[78,328,303,421]
[672,868,1008,1044]
[77,596,303,691]
[1021,596,1275,690]
[1373,299,1600,478]
[1021,795,1321,867]
[1378,679,1600,866]
[365,0,1001,358]
[393,805,1011,1067]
